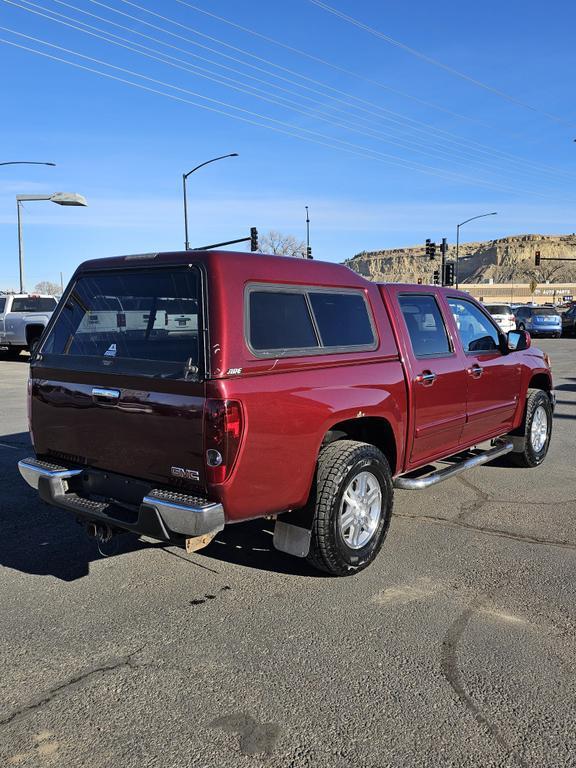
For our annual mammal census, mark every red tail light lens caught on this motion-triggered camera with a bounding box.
[204,399,243,483]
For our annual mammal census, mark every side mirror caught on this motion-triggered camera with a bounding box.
[507,329,531,351]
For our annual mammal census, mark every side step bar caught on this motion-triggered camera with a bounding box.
[393,440,513,491]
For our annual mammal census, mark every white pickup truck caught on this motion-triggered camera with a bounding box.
[0,293,58,356]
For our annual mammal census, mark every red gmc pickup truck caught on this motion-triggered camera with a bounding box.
[19,250,554,575]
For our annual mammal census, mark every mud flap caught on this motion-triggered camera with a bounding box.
[273,508,313,557]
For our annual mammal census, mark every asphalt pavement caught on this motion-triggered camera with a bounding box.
[0,340,575,768]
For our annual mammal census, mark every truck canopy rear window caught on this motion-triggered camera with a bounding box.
[248,287,375,354]
[41,268,202,378]
[11,297,57,312]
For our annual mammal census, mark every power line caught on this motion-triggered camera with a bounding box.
[78,0,574,180]
[172,0,485,127]
[1,26,569,201]
[8,0,564,188]
[308,0,573,126]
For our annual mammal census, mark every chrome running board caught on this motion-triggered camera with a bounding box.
[393,440,513,491]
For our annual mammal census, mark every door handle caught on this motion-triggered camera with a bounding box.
[415,371,436,385]
[92,387,120,403]
[466,365,483,378]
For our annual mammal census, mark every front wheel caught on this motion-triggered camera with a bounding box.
[509,388,553,467]
[306,440,393,576]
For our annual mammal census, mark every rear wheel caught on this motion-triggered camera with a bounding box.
[306,440,393,576]
[509,388,553,467]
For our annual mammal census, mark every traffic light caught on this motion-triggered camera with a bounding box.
[535,250,541,266]
[433,269,440,285]
[250,227,258,252]
[425,239,436,260]
[306,246,313,259]
[444,262,455,287]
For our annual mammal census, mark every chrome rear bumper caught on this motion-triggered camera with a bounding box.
[18,457,224,540]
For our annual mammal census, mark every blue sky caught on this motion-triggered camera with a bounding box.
[1,0,576,290]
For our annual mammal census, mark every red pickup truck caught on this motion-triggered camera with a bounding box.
[19,250,554,575]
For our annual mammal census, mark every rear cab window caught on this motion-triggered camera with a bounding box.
[398,294,452,358]
[246,285,376,356]
[40,268,202,379]
[11,297,57,312]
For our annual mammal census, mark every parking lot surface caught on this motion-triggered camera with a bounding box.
[0,340,575,768]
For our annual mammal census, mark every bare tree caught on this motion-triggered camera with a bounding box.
[33,281,61,296]
[258,230,306,258]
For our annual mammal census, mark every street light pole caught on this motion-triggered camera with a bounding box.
[17,200,24,295]
[455,211,498,289]
[182,153,238,250]
[305,205,310,258]
[16,193,88,293]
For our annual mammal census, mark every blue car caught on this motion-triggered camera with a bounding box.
[514,305,562,338]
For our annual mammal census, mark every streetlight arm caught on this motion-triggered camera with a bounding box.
[458,212,498,228]
[183,153,238,179]
[455,211,497,289]
[0,161,56,167]
[16,194,54,202]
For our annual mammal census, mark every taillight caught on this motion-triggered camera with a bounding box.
[204,399,243,484]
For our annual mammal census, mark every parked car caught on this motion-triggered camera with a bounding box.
[561,304,576,336]
[0,293,58,356]
[514,305,562,338]
[19,250,554,576]
[482,303,517,333]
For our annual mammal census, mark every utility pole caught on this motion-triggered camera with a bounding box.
[305,205,312,259]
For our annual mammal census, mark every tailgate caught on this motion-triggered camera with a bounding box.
[31,265,207,491]
[31,373,206,489]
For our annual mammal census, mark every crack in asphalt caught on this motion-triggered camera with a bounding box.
[441,595,528,768]
[0,646,147,729]
[393,512,576,551]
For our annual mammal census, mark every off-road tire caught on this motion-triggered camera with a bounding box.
[509,388,553,468]
[306,440,393,576]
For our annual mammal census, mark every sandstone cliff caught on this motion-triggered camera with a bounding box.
[344,234,576,283]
